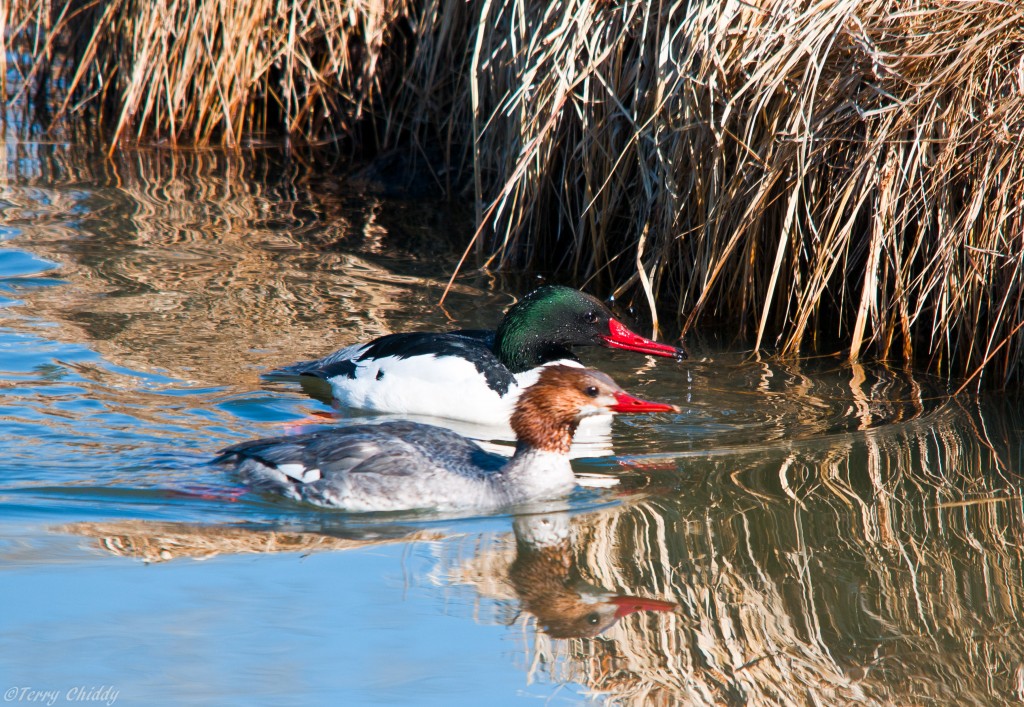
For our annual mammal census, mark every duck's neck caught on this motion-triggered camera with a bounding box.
[493,322,576,373]
[511,407,579,454]
[498,445,576,503]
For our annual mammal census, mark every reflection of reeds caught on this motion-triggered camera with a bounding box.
[62,520,443,563]
[0,147,476,385]
[450,401,1024,704]
[7,1,1024,384]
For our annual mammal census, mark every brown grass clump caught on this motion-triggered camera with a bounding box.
[4,0,1024,386]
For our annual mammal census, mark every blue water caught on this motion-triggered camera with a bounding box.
[2,145,1024,705]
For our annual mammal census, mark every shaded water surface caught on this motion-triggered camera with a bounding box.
[2,143,1024,705]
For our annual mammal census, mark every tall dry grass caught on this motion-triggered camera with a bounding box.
[4,0,1024,385]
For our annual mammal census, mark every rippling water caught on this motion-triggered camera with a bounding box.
[2,142,1024,705]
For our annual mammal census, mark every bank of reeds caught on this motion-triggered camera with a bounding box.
[4,0,1024,385]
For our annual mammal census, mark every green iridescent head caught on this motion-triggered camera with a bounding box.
[493,286,685,373]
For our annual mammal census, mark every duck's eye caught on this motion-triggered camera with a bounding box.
[586,612,601,625]
[584,311,599,324]
[584,386,599,398]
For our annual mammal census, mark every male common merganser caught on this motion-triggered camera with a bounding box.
[269,285,685,427]
[215,366,678,512]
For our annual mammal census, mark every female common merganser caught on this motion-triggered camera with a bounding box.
[215,366,678,512]
[269,285,685,427]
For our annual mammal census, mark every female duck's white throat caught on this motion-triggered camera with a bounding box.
[498,448,576,505]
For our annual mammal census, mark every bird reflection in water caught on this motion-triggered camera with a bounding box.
[59,510,675,640]
[508,513,676,639]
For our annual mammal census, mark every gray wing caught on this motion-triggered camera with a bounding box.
[213,426,411,494]
[370,421,507,479]
[213,421,507,508]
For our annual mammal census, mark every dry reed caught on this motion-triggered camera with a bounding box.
[4,0,1024,385]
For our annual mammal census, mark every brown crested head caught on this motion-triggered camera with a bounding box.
[510,366,678,453]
